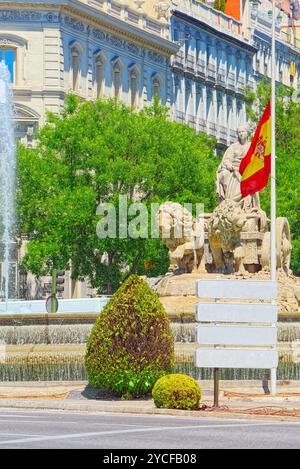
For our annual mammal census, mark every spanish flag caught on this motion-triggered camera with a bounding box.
[240,101,271,198]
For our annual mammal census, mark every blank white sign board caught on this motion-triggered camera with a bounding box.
[196,280,277,300]
[196,302,278,324]
[195,349,278,369]
[197,325,277,346]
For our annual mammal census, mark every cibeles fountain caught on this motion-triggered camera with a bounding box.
[0,60,299,382]
[155,122,300,381]
[156,122,296,304]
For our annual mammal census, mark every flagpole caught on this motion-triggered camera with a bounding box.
[271,0,277,396]
[271,0,276,283]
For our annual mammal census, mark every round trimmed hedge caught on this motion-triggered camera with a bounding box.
[152,374,201,410]
[85,275,174,398]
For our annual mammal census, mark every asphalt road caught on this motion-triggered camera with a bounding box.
[0,410,299,449]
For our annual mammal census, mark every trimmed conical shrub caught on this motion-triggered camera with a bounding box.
[85,275,174,398]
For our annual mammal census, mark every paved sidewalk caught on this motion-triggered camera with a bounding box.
[0,382,299,422]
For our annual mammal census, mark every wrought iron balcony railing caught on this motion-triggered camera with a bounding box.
[173,51,185,70]
[207,64,216,81]
[217,69,226,87]
[186,54,196,73]
[227,72,236,91]
[197,118,207,133]
[187,114,197,129]
[207,121,217,136]
[218,125,228,144]
[236,77,246,94]
[196,60,206,78]
[175,110,186,123]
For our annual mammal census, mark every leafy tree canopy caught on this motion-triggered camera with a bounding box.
[18,96,217,293]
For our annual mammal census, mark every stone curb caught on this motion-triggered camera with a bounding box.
[0,399,299,423]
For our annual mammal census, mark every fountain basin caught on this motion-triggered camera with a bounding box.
[1,343,300,382]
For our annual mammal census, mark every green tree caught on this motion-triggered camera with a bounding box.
[245,79,300,273]
[18,96,218,293]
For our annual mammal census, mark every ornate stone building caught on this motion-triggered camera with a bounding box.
[169,0,257,148]
[2,0,299,148]
[251,0,300,90]
[0,0,177,299]
[168,0,300,148]
[0,0,177,145]
[1,0,300,299]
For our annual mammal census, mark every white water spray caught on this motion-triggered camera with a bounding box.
[0,62,16,303]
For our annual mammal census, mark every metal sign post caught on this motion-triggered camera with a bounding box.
[214,368,220,408]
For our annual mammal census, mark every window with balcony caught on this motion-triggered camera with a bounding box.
[0,49,15,83]
[227,71,236,90]
[186,54,195,73]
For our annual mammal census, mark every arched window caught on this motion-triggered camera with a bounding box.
[152,73,162,100]
[112,58,124,100]
[69,42,83,92]
[153,79,160,97]
[114,65,121,99]
[0,35,28,86]
[71,46,80,91]
[14,104,40,144]
[130,75,137,107]
[94,51,106,98]
[128,65,140,108]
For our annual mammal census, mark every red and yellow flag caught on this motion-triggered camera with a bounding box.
[240,101,271,198]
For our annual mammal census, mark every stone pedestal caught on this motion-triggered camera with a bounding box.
[155,271,300,317]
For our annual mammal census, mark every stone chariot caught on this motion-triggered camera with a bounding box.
[158,123,292,276]
[204,206,292,275]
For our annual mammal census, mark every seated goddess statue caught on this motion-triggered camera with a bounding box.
[216,123,260,211]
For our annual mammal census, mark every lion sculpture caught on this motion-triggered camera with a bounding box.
[157,202,205,273]
[208,200,247,274]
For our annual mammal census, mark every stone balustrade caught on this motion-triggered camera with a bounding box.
[251,8,300,52]
[281,29,300,51]
[189,0,243,38]
[172,53,248,96]
[77,0,170,39]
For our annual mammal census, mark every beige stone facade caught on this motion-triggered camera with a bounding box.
[0,0,177,299]
[0,0,177,145]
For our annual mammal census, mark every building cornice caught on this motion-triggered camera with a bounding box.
[0,0,179,56]
[254,28,300,57]
[173,10,258,55]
